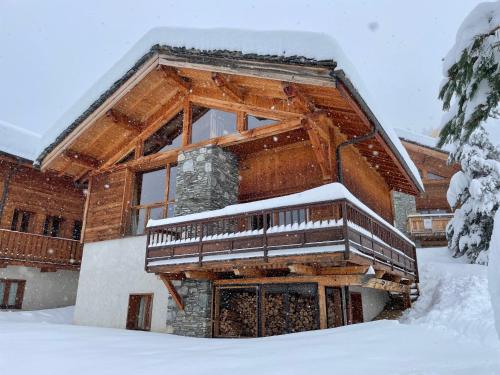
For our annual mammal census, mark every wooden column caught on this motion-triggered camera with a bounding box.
[318,284,327,329]
[182,98,192,146]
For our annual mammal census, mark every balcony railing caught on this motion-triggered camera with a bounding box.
[407,213,453,238]
[0,229,83,268]
[145,198,417,276]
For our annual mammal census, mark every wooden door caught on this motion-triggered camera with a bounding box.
[350,292,364,324]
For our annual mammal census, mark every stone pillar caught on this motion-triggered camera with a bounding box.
[391,191,417,235]
[166,145,238,337]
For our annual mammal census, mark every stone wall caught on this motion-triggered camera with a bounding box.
[391,191,417,234]
[167,145,239,337]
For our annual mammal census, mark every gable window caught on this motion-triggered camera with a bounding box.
[143,111,184,156]
[11,209,32,233]
[0,279,25,309]
[191,106,237,144]
[43,216,63,237]
[130,164,177,235]
[126,294,153,331]
[247,115,278,130]
[72,220,83,241]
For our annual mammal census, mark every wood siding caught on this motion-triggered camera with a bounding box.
[0,158,84,238]
[84,168,133,242]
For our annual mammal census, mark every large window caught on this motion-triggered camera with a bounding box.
[0,279,25,309]
[130,164,177,235]
[191,106,237,144]
[11,209,32,233]
[126,294,153,331]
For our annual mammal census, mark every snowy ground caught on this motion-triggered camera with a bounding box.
[0,248,499,375]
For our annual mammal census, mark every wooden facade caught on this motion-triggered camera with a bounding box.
[0,155,84,269]
[36,47,423,336]
[400,140,459,245]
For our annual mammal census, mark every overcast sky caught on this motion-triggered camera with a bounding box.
[0,0,483,137]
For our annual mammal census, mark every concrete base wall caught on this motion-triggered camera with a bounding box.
[73,236,171,332]
[351,286,390,322]
[0,266,79,310]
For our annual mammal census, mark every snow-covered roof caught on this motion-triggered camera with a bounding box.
[34,27,423,192]
[148,182,414,244]
[0,120,41,161]
[395,127,454,154]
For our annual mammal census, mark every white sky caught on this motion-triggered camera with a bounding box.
[0,0,483,137]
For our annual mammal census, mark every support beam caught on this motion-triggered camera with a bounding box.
[62,150,100,169]
[106,109,143,134]
[212,72,245,103]
[375,270,386,279]
[303,118,332,181]
[184,270,217,280]
[158,66,191,93]
[282,82,316,113]
[159,275,184,311]
[288,264,317,276]
[318,266,369,275]
[233,267,266,278]
[182,97,192,146]
[363,278,409,293]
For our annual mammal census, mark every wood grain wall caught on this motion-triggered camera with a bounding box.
[0,158,85,238]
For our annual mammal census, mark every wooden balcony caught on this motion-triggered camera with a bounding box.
[146,197,418,280]
[0,229,83,270]
[407,213,453,241]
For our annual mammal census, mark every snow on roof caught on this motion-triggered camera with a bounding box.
[36,27,422,192]
[148,182,414,244]
[0,119,41,161]
[395,127,454,154]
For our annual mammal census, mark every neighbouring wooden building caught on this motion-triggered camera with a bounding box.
[396,128,459,246]
[0,122,84,310]
[35,29,424,336]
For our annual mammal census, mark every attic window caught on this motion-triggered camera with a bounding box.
[191,106,237,143]
[143,111,184,156]
[247,115,278,129]
[426,172,445,180]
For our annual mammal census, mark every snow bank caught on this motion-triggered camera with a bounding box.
[0,119,41,161]
[402,248,498,347]
[0,306,74,325]
[489,210,500,340]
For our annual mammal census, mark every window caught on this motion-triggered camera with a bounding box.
[130,164,177,235]
[143,111,184,156]
[247,115,278,130]
[72,220,83,241]
[11,209,32,232]
[0,280,25,309]
[126,294,153,331]
[191,106,237,143]
[43,216,63,237]
[427,172,445,180]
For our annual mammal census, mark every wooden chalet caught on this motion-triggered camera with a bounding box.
[398,131,459,246]
[0,142,84,310]
[37,37,424,337]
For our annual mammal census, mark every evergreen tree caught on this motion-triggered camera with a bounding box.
[438,2,500,263]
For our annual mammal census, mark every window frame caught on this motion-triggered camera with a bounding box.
[0,279,26,310]
[43,215,64,238]
[130,163,177,235]
[126,293,153,331]
[11,209,33,233]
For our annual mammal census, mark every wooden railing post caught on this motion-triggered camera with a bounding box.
[342,201,350,260]
[263,211,268,261]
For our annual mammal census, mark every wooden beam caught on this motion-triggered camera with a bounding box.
[282,82,316,113]
[159,275,184,311]
[106,109,143,134]
[233,267,266,278]
[158,66,190,93]
[214,274,363,287]
[303,118,332,181]
[80,178,92,244]
[318,266,369,275]
[182,97,192,146]
[62,150,100,169]
[40,267,57,273]
[184,270,217,280]
[318,284,327,329]
[375,270,386,279]
[212,72,245,103]
[288,264,317,276]
[236,111,247,133]
[363,278,409,293]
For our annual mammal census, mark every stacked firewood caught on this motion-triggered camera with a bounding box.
[218,292,257,337]
[265,294,286,336]
[288,294,317,332]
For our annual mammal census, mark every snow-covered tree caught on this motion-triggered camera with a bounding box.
[438,1,500,264]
